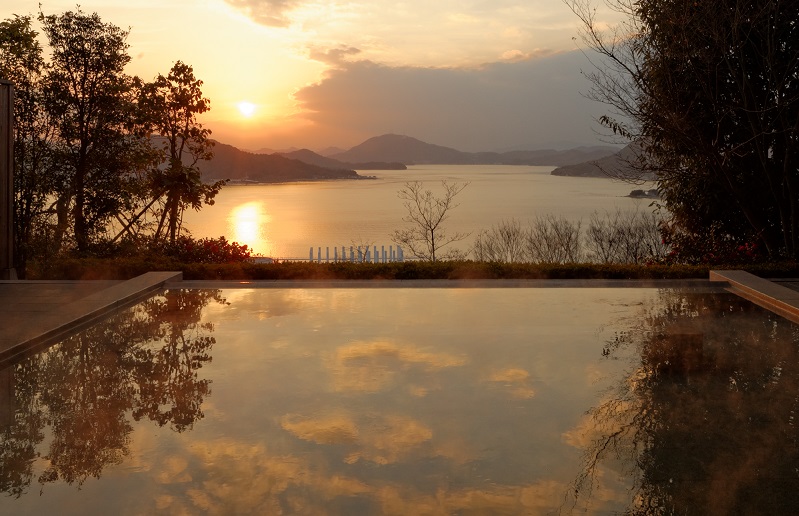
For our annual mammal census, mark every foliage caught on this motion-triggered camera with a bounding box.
[0,15,53,278]
[160,235,251,264]
[566,0,799,259]
[659,221,761,265]
[1,9,223,268]
[29,255,792,281]
[38,8,146,253]
[391,181,470,262]
[134,61,222,245]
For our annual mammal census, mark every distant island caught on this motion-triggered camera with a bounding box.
[197,141,366,184]
[195,134,627,184]
[551,144,656,180]
[629,189,659,198]
[276,148,406,171]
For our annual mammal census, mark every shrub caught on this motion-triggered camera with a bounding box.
[160,236,252,264]
[659,221,762,265]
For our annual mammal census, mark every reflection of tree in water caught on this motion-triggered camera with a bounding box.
[568,289,799,515]
[0,289,224,496]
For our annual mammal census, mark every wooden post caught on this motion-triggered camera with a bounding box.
[0,80,15,280]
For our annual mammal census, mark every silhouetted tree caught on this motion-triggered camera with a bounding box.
[136,61,223,245]
[0,15,55,277]
[38,8,147,252]
[566,0,799,259]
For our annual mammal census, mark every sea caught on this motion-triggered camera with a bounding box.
[182,164,659,259]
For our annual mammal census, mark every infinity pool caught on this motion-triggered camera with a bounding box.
[1,286,798,514]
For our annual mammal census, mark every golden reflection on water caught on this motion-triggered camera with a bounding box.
[228,201,273,256]
[7,287,796,514]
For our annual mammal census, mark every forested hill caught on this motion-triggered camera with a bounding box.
[278,149,406,170]
[550,144,655,180]
[329,134,618,166]
[197,141,363,183]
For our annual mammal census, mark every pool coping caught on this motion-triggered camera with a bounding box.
[710,270,799,324]
[179,278,724,289]
[0,271,182,365]
[3,270,797,368]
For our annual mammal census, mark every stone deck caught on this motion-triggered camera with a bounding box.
[0,272,181,364]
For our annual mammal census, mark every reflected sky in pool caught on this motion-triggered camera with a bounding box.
[1,287,798,514]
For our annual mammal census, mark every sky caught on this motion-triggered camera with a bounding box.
[6,1,626,152]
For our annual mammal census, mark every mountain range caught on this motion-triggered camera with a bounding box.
[194,134,624,184]
[328,134,619,166]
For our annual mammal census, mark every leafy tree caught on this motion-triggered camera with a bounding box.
[136,61,223,245]
[566,0,799,260]
[0,15,55,277]
[391,180,469,261]
[38,8,146,253]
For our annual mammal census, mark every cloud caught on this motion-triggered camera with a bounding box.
[292,50,612,151]
[223,1,583,68]
[308,45,362,67]
[224,0,304,27]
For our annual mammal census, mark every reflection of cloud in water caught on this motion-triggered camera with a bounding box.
[281,413,359,445]
[485,367,536,399]
[345,415,433,465]
[281,412,433,465]
[330,340,467,393]
[147,438,573,515]
[152,440,370,514]
[155,455,192,484]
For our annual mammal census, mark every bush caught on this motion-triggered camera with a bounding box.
[160,236,252,264]
[27,257,728,281]
[659,221,762,265]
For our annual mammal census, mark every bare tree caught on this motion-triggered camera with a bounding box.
[585,209,667,263]
[526,215,583,263]
[391,180,469,262]
[473,219,527,263]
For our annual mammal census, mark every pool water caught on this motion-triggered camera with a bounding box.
[1,286,798,514]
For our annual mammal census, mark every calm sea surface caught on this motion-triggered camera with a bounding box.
[183,165,657,259]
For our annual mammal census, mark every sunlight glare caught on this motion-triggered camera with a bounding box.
[229,202,271,255]
[237,101,257,118]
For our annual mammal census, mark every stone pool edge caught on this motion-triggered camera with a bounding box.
[0,271,182,365]
[710,270,799,324]
[179,278,721,289]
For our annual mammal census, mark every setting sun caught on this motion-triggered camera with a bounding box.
[237,101,257,118]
